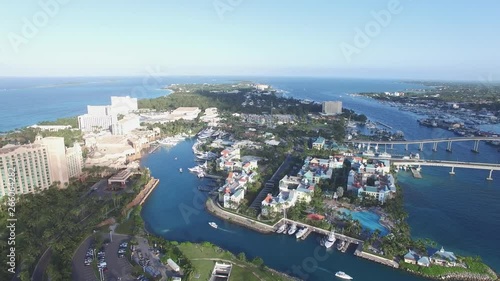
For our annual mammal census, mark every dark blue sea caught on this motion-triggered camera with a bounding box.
[1,76,499,280]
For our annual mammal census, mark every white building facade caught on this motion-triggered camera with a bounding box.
[322,101,342,115]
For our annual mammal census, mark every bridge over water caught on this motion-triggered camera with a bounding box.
[391,159,500,180]
[351,136,500,153]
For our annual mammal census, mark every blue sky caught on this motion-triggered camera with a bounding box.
[0,0,499,80]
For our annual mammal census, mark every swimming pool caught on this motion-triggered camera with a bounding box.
[339,208,389,235]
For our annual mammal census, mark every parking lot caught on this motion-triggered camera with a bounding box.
[72,233,135,281]
[104,234,134,281]
[72,236,98,281]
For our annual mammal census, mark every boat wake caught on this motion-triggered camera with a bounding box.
[316,266,335,275]
[217,227,236,234]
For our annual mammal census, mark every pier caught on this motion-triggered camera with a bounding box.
[375,121,393,129]
[411,167,422,178]
[354,247,399,268]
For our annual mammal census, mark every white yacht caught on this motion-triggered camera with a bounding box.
[337,240,345,251]
[188,166,204,173]
[335,271,353,280]
[208,222,218,229]
[295,227,308,239]
[179,168,183,173]
[276,224,287,234]
[287,223,297,235]
[324,230,336,249]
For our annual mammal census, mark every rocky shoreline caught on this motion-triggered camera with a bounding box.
[403,268,498,281]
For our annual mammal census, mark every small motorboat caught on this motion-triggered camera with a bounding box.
[209,222,218,229]
[335,271,353,280]
[179,168,183,173]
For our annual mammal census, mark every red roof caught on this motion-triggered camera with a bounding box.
[307,214,325,220]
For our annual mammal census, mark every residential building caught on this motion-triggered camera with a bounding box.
[322,101,342,115]
[312,137,326,149]
[223,188,245,209]
[404,250,419,264]
[358,185,392,204]
[418,256,431,267]
[219,172,249,209]
[430,247,458,267]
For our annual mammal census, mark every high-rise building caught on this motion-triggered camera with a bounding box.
[65,143,83,179]
[78,114,117,132]
[37,136,69,186]
[0,143,51,196]
[322,101,342,115]
[78,96,138,132]
[0,136,83,197]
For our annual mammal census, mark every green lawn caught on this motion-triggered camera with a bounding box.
[401,259,497,280]
[115,219,135,235]
[177,242,289,281]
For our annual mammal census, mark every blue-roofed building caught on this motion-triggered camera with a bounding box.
[404,250,419,264]
[418,256,430,267]
[430,247,458,267]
